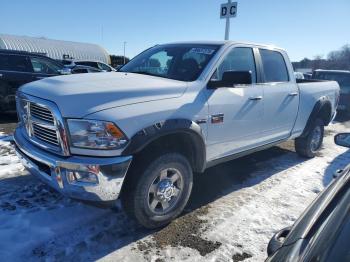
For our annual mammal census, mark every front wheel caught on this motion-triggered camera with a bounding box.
[122,153,193,229]
[295,118,324,158]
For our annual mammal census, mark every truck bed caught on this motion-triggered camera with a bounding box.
[291,79,339,138]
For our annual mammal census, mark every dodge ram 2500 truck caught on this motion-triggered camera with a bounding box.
[12,41,339,228]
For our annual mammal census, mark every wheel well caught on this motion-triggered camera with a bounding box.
[131,132,205,173]
[301,100,333,138]
[318,102,332,126]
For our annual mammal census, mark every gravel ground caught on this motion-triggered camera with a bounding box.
[0,114,350,261]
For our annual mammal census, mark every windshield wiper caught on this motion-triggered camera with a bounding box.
[127,71,175,80]
[130,71,159,77]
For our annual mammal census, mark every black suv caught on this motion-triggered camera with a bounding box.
[0,49,68,112]
[312,70,350,114]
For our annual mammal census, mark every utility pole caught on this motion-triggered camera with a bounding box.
[123,41,127,64]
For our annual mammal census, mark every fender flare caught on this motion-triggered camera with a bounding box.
[300,97,332,138]
[121,119,206,172]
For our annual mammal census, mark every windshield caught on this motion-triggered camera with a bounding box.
[119,44,221,81]
[314,72,350,91]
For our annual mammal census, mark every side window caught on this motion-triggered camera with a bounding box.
[260,49,289,83]
[215,47,257,83]
[72,68,88,74]
[89,68,101,73]
[98,62,111,71]
[30,57,61,74]
[0,54,30,72]
[86,62,98,68]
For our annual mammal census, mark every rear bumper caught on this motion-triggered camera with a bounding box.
[13,128,132,202]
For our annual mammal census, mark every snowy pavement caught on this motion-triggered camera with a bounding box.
[0,121,350,262]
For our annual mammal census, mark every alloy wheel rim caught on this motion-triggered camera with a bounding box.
[310,126,322,152]
[147,168,183,215]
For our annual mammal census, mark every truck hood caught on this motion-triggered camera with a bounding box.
[20,72,187,117]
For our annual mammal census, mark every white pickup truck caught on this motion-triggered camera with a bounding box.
[13,41,339,228]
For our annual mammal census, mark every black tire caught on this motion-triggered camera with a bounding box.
[121,153,193,229]
[295,118,324,158]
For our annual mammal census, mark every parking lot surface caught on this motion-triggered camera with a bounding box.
[0,115,349,261]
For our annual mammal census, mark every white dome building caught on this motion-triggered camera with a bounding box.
[0,34,110,64]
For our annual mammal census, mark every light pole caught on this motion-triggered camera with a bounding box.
[123,41,127,64]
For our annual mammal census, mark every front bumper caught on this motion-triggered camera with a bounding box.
[13,128,132,202]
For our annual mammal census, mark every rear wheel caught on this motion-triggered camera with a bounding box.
[295,118,324,158]
[121,153,193,229]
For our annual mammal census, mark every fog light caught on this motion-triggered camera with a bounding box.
[67,171,98,185]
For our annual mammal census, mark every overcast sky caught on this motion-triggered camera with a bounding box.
[1,0,349,61]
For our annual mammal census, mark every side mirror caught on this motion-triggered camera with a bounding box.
[58,68,72,75]
[208,71,252,88]
[334,133,350,148]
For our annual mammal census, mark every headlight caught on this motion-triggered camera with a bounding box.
[67,119,128,150]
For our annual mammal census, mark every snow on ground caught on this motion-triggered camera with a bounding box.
[0,122,350,262]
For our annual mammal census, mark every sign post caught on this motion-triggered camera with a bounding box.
[220,0,237,40]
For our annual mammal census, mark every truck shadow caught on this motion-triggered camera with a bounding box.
[186,144,298,212]
[1,141,344,261]
[0,143,294,260]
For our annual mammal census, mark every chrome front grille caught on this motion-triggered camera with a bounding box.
[29,103,55,124]
[32,122,59,146]
[17,92,70,156]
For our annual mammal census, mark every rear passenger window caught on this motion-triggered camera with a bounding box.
[216,47,257,83]
[99,63,111,71]
[0,54,30,72]
[260,49,289,83]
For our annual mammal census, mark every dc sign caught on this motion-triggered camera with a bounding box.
[220,1,237,18]
[220,1,238,40]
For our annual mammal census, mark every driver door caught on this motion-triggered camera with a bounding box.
[205,47,264,161]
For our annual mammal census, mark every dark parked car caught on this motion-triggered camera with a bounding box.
[0,49,69,112]
[267,132,350,261]
[312,70,350,114]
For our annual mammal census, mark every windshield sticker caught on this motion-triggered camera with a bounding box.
[189,48,215,55]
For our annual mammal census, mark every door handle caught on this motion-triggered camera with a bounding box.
[0,73,3,77]
[249,96,263,101]
[288,92,298,96]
